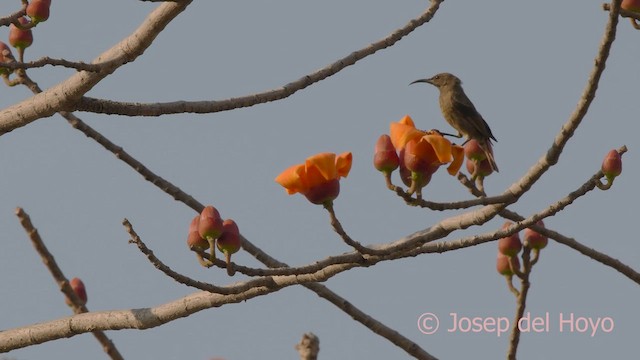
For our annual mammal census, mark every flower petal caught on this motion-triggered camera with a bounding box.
[335,152,352,178]
[390,121,424,151]
[275,164,307,194]
[447,144,465,175]
[399,115,415,127]
[306,152,337,182]
[423,133,453,163]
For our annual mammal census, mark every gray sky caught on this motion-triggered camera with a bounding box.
[1,1,639,359]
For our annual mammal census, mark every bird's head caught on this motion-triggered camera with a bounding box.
[410,72,461,88]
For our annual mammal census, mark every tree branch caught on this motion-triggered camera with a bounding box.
[0,57,106,72]
[15,208,125,360]
[73,0,445,117]
[0,1,193,135]
[65,114,434,358]
[0,4,25,27]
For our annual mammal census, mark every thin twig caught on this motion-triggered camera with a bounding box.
[15,208,125,360]
[505,275,520,297]
[324,202,387,256]
[507,247,532,360]
[0,5,26,27]
[0,57,106,72]
[393,185,511,210]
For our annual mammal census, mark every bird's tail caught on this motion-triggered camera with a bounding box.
[481,141,499,173]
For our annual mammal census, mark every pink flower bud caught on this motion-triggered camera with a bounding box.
[198,206,223,240]
[464,139,486,162]
[523,220,548,250]
[496,252,520,276]
[466,158,493,178]
[27,0,51,23]
[601,149,622,181]
[9,17,33,50]
[216,219,241,255]
[66,277,87,305]
[187,215,209,251]
[498,222,522,257]
[373,134,399,173]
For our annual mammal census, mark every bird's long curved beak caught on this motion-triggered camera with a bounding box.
[409,78,431,85]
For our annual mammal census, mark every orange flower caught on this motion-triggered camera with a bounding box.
[389,115,464,176]
[390,115,423,150]
[275,152,352,204]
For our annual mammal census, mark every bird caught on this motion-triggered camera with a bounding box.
[410,72,499,172]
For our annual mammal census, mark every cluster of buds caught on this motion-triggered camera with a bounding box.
[0,0,51,78]
[496,221,548,279]
[275,152,352,206]
[1,1,52,76]
[64,277,87,306]
[374,115,464,197]
[187,205,241,276]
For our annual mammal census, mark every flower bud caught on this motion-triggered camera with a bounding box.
[187,215,209,251]
[496,252,520,276]
[464,139,486,162]
[466,158,493,178]
[498,222,522,257]
[622,0,640,12]
[198,206,223,240]
[9,17,33,50]
[27,0,51,23]
[601,149,622,181]
[216,219,241,255]
[373,134,399,173]
[66,277,87,305]
[523,220,548,250]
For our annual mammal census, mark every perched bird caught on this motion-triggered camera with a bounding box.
[410,72,499,172]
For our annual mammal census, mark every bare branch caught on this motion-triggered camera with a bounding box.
[507,248,533,359]
[73,0,445,117]
[0,57,106,72]
[324,202,387,256]
[392,184,512,210]
[15,208,125,360]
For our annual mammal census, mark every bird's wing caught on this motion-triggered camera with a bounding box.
[451,90,497,142]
